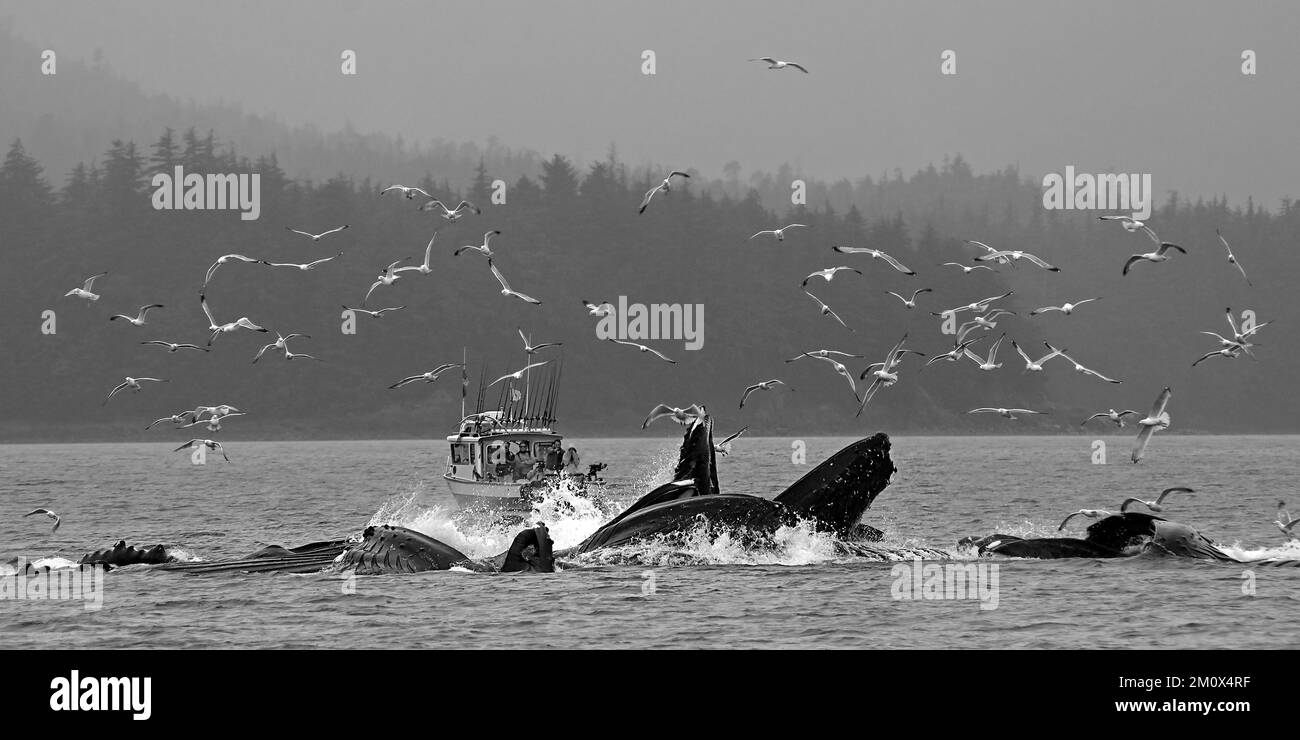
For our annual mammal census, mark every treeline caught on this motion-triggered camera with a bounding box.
[1,128,1297,441]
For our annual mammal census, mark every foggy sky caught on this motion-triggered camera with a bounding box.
[4,0,1298,207]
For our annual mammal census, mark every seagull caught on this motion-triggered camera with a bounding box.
[1215,229,1252,286]
[389,363,464,389]
[380,185,431,200]
[488,260,541,305]
[200,294,268,345]
[1055,348,1122,383]
[1278,518,1300,537]
[180,410,246,432]
[1192,346,1243,367]
[964,240,1014,267]
[1224,307,1271,346]
[146,413,191,430]
[785,349,864,363]
[1120,487,1194,513]
[1098,215,1161,243]
[204,254,261,286]
[968,308,1016,331]
[803,291,852,331]
[488,361,550,388]
[642,403,706,429]
[606,338,676,364]
[420,199,480,222]
[739,379,788,409]
[940,262,996,274]
[1276,502,1298,537]
[1059,509,1114,531]
[1131,386,1172,463]
[285,225,348,241]
[188,404,241,421]
[109,304,164,326]
[262,252,342,271]
[832,246,916,275]
[140,340,208,353]
[582,300,614,318]
[395,234,438,275]
[65,272,107,302]
[638,171,691,214]
[809,355,860,403]
[342,304,406,318]
[976,250,1059,271]
[23,508,61,532]
[1011,340,1065,372]
[801,266,862,287]
[1030,298,1099,316]
[714,426,749,456]
[858,334,924,416]
[884,288,933,309]
[1122,242,1186,275]
[932,291,1014,318]
[968,407,1043,420]
[103,377,168,405]
[363,258,409,306]
[923,337,984,368]
[453,230,502,258]
[1200,331,1256,359]
[963,333,1006,371]
[749,224,807,241]
[283,349,320,362]
[174,439,230,462]
[748,57,809,73]
[252,333,310,364]
[1081,408,1141,428]
[518,328,562,355]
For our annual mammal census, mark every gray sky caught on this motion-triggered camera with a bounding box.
[5,0,1299,205]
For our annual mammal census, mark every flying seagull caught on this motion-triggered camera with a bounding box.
[200,293,268,345]
[1011,340,1065,372]
[1098,215,1161,243]
[786,349,864,363]
[804,291,852,331]
[389,363,464,389]
[1059,509,1114,531]
[1215,229,1251,286]
[940,262,995,274]
[642,403,706,429]
[714,426,749,456]
[380,185,431,200]
[809,355,860,403]
[420,199,480,222]
[832,247,916,275]
[1055,347,1122,383]
[638,171,691,214]
[23,508,61,532]
[285,225,348,241]
[1122,242,1186,275]
[858,334,924,417]
[1192,346,1243,367]
[488,260,541,305]
[518,328,562,355]
[395,234,438,275]
[1120,487,1194,513]
[975,250,1060,272]
[748,57,809,73]
[1081,408,1141,428]
[749,224,807,241]
[262,252,342,271]
[453,230,502,258]
[802,266,862,287]
[342,304,406,318]
[931,291,1014,318]
[252,333,311,364]
[103,377,168,405]
[204,254,261,286]
[963,333,1006,371]
[739,379,788,409]
[582,299,614,318]
[606,338,676,364]
[1131,386,1172,463]
[141,340,208,353]
[884,288,933,309]
[488,361,550,388]
[173,439,230,462]
[1029,298,1099,316]
[109,304,164,327]
[65,272,107,302]
[968,407,1043,420]
[363,258,409,306]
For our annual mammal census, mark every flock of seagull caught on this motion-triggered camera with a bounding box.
[40,57,1288,543]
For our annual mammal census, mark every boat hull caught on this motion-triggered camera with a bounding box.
[443,475,531,511]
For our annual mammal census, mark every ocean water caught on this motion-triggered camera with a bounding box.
[2,435,1298,649]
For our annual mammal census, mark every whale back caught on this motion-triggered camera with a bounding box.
[337,525,472,574]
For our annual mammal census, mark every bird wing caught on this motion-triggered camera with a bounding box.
[717,426,749,446]
[878,251,915,274]
[1131,425,1156,463]
[642,404,676,429]
[638,186,658,213]
[488,260,511,291]
[1121,255,1144,275]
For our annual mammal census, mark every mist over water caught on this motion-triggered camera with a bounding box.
[3,435,1296,649]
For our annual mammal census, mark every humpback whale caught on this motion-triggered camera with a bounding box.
[965,512,1238,561]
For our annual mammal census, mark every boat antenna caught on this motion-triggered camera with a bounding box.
[460,347,467,420]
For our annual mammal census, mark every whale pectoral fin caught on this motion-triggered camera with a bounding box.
[773,433,896,537]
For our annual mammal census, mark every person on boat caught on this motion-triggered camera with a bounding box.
[563,446,581,475]
[513,449,534,481]
[545,442,563,472]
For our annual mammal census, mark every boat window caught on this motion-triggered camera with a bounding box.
[450,443,471,465]
[486,441,508,465]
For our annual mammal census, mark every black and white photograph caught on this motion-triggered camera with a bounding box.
[0,0,1294,724]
